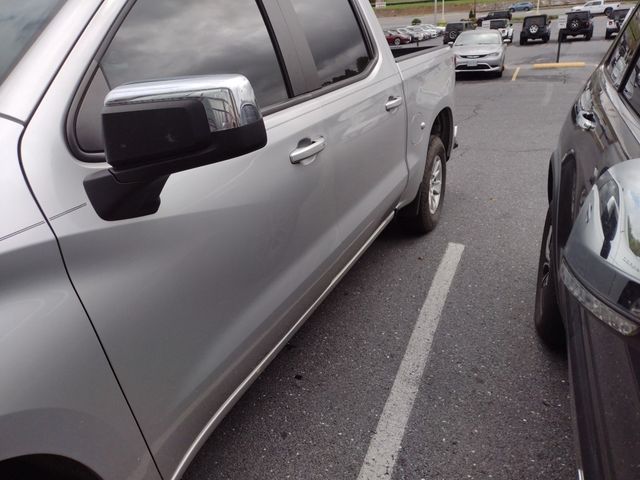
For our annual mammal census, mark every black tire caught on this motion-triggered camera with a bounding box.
[534,208,566,351]
[525,6,530,11]
[510,8,515,12]
[585,33,592,40]
[543,33,550,43]
[604,7,612,16]
[520,35,526,45]
[605,31,611,39]
[402,136,446,234]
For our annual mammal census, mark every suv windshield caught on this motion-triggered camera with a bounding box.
[0,0,66,84]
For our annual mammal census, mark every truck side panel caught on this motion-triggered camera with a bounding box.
[395,48,456,208]
[0,119,160,480]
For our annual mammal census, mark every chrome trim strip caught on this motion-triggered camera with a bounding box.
[170,210,396,480]
[49,203,87,221]
[0,221,46,243]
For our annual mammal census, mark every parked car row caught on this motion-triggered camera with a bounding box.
[557,8,629,42]
[444,6,630,49]
[385,23,444,46]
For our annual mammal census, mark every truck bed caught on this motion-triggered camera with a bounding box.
[391,44,444,61]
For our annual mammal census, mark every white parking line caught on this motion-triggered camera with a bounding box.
[357,242,465,480]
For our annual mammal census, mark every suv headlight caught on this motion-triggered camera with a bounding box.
[563,162,640,336]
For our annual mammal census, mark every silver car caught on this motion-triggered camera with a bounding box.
[0,0,456,479]
[412,25,439,39]
[452,30,507,77]
[397,26,423,41]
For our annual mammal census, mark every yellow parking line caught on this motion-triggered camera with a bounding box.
[533,62,586,69]
[511,67,520,81]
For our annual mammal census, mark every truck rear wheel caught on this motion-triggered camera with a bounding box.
[402,135,446,234]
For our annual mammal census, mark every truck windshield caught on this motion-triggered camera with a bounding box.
[0,0,66,84]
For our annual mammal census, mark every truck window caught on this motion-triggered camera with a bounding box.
[622,58,640,115]
[607,6,640,88]
[74,0,288,154]
[289,0,371,88]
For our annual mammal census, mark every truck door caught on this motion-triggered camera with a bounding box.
[283,0,408,253]
[18,0,349,478]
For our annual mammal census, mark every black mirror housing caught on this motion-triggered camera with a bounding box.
[85,75,267,220]
[102,99,212,169]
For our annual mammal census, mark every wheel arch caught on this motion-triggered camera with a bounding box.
[0,454,103,480]
[430,107,454,159]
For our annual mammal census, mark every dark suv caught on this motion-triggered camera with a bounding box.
[559,10,593,41]
[443,21,475,44]
[520,14,551,44]
[476,10,512,26]
[605,7,630,39]
[535,4,640,479]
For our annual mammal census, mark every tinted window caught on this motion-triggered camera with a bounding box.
[622,54,640,114]
[101,0,288,108]
[613,9,630,20]
[289,0,370,88]
[608,7,640,87]
[524,16,546,27]
[0,0,65,84]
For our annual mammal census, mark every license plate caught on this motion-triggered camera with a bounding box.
[468,59,478,67]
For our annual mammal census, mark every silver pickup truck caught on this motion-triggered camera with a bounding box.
[0,0,455,479]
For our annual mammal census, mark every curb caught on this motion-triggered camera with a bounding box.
[532,61,587,68]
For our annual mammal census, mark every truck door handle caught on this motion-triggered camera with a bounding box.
[290,137,326,164]
[385,96,404,111]
[576,109,596,131]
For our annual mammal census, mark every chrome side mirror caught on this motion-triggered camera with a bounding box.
[563,159,640,336]
[102,74,264,173]
[85,74,267,221]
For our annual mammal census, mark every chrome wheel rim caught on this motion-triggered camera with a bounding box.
[429,156,443,214]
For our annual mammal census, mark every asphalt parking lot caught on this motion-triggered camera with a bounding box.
[183,16,614,480]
